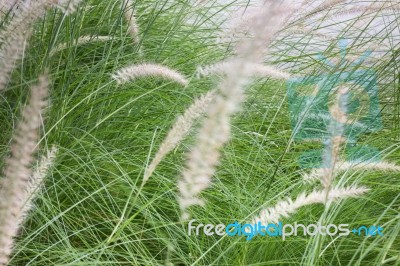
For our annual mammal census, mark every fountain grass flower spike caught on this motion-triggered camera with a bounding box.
[0,74,50,266]
[197,61,291,80]
[50,35,114,56]
[144,89,217,184]
[122,0,140,44]
[112,63,188,86]
[249,186,369,225]
[18,146,58,225]
[178,1,296,221]
[303,160,400,183]
[0,0,85,92]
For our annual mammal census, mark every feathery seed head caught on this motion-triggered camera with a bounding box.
[178,1,297,220]
[0,0,83,92]
[18,146,58,225]
[250,186,369,225]
[303,160,400,183]
[122,0,140,44]
[143,90,216,184]
[50,35,114,56]
[112,63,188,86]
[197,61,291,80]
[0,74,50,266]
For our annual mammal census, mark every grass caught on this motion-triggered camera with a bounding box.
[0,0,399,265]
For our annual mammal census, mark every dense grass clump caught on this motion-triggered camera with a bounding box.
[0,0,399,265]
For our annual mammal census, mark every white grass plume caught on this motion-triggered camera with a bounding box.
[303,160,400,183]
[197,61,291,80]
[0,29,32,92]
[320,136,345,191]
[112,63,188,86]
[310,0,347,13]
[122,0,140,44]
[50,35,114,56]
[318,86,349,195]
[327,2,400,19]
[0,0,46,92]
[278,26,335,42]
[0,74,49,266]
[218,2,308,44]
[0,0,83,44]
[144,89,216,184]
[298,0,348,20]
[177,93,232,219]
[249,186,369,225]
[18,146,58,225]
[55,0,85,15]
[178,1,296,220]
[293,0,399,23]
[0,0,83,92]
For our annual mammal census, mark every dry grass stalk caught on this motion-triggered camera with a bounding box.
[303,160,400,182]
